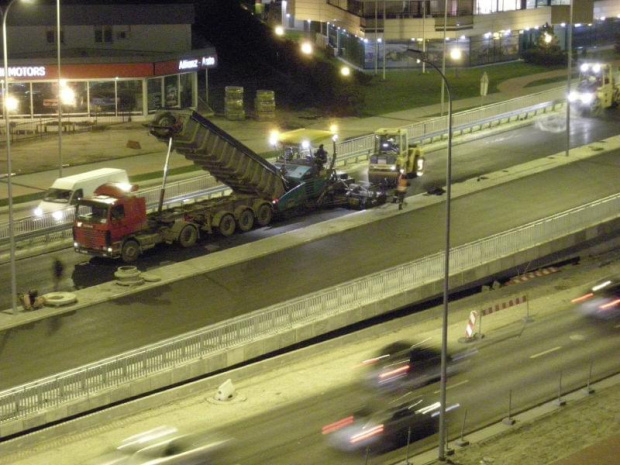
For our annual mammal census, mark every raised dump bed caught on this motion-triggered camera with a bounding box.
[149,109,286,200]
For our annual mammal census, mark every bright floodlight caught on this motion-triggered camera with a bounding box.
[450,49,462,61]
[329,123,338,134]
[5,95,18,112]
[275,26,284,36]
[269,129,280,147]
[543,32,552,44]
[60,86,76,106]
[300,42,313,55]
[340,66,351,77]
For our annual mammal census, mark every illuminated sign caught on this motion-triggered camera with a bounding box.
[179,59,199,70]
[177,55,217,71]
[0,66,46,78]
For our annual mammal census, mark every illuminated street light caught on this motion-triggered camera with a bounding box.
[407,48,453,462]
[2,0,36,315]
[5,95,18,112]
[300,41,313,56]
[60,82,76,106]
[56,0,63,177]
[274,25,284,37]
[340,66,351,77]
[449,48,462,61]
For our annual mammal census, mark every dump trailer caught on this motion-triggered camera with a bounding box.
[368,128,425,187]
[73,109,385,262]
[568,62,620,116]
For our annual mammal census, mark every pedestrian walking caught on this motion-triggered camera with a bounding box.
[52,257,65,291]
[396,170,409,210]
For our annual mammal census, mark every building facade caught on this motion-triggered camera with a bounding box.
[1,2,216,120]
[278,0,620,69]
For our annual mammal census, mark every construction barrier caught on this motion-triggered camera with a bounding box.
[465,310,478,340]
[461,294,530,343]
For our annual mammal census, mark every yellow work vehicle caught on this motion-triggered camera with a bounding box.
[368,128,425,187]
[568,62,620,116]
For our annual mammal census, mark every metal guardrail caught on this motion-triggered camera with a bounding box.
[0,86,565,249]
[1,191,617,424]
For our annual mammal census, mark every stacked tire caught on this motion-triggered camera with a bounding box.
[255,90,276,121]
[225,86,245,121]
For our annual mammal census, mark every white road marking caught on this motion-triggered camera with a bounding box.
[433,379,469,394]
[614,323,620,329]
[530,346,562,359]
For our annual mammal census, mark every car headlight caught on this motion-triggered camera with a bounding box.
[52,210,64,221]
[567,91,579,103]
[33,207,43,217]
[580,93,594,104]
[390,165,397,171]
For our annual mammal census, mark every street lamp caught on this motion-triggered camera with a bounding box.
[407,48,453,462]
[57,0,63,177]
[2,0,35,315]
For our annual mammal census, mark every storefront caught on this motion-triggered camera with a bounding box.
[1,49,217,120]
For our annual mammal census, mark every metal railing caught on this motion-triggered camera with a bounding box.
[1,190,617,424]
[0,86,565,250]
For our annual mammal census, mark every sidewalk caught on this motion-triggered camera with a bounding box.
[0,69,568,203]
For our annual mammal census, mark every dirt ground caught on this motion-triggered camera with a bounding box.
[444,382,620,465]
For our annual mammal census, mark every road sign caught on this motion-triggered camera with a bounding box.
[480,72,489,97]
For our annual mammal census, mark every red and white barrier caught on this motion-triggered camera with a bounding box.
[481,295,527,317]
[465,310,478,340]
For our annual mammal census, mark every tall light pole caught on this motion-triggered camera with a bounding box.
[57,0,63,176]
[565,0,573,158]
[2,0,34,315]
[408,48,452,462]
[440,0,448,115]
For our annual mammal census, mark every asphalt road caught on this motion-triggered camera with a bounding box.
[213,305,620,465]
[0,144,619,389]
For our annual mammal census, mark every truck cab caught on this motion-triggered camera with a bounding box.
[73,183,147,260]
[568,62,620,116]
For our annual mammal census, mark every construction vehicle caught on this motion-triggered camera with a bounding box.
[568,62,620,116]
[368,128,424,187]
[73,110,385,262]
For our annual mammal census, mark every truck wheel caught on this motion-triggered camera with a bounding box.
[218,213,236,237]
[121,240,140,263]
[256,203,273,227]
[237,209,254,232]
[178,224,198,248]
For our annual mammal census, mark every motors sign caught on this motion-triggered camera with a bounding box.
[0,66,46,78]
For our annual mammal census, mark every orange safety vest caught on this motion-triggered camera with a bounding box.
[396,175,408,192]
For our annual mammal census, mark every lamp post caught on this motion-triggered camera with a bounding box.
[565,0,574,158]
[407,48,453,462]
[57,0,63,176]
[2,0,34,315]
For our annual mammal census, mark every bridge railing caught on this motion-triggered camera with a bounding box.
[1,190,617,425]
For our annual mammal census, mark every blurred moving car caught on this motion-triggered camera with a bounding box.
[322,397,443,453]
[572,277,620,320]
[361,340,475,392]
[88,425,232,464]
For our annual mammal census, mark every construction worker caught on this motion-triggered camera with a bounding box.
[314,144,328,171]
[396,169,409,210]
